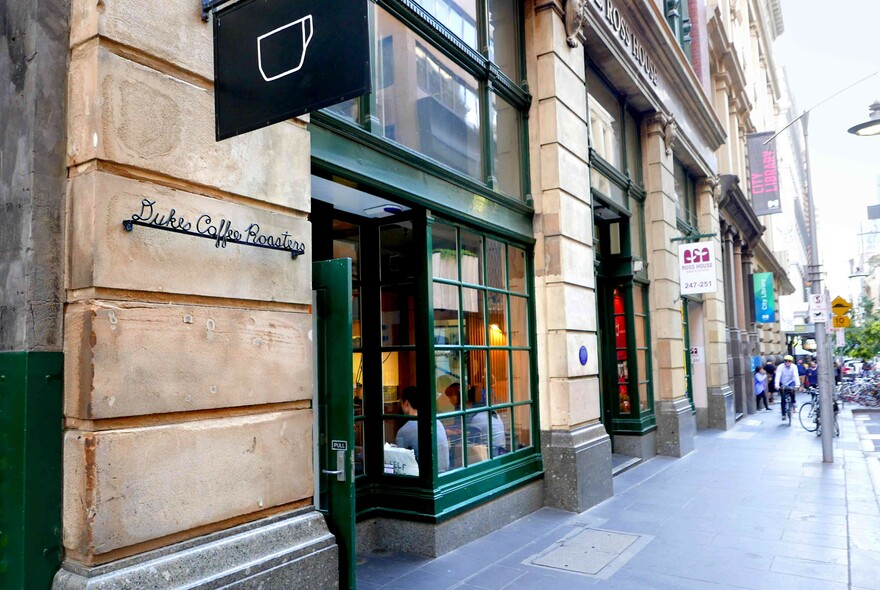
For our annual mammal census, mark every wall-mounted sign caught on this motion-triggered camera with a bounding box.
[122,199,306,258]
[588,0,659,86]
[753,272,776,323]
[213,0,370,141]
[689,346,703,364]
[579,345,588,366]
[679,242,717,295]
[746,132,781,215]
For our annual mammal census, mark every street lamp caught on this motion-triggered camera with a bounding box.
[848,101,880,137]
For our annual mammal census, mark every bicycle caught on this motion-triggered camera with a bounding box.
[781,386,796,427]
[815,398,840,438]
[799,389,819,432]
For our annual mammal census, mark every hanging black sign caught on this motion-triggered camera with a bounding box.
[746,131,782,216]
[213,0,370,141]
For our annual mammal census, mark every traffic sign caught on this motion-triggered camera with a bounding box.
[831,296,852,316]
[832,316,851,328]
[809,294,827,323]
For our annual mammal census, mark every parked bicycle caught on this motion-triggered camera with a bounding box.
[799,388,819,432]
[815,397,840,438]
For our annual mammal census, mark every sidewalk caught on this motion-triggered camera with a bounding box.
[356,394,880,589]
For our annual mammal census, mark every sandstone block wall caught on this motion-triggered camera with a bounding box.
[64,0,315,565]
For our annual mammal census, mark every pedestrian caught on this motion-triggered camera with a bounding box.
[806,360,818,389]
[755,366,770,411]
[833,361,842,385]
[796,357,807,390]
[776,355,799,420]
[764,358,777,404]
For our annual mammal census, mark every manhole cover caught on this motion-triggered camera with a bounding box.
[529,529,640,575]
[744,419,763,426]
[718,431,756,440]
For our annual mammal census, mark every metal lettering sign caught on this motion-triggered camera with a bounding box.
[746,131,781,215]
[679,242,717,295]
[213,0,371,141]
[331,440,348,451]
[753,272,775,323]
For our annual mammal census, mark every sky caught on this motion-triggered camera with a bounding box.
[773,0,880,303]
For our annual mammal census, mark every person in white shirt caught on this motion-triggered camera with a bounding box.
[775,355,799,420]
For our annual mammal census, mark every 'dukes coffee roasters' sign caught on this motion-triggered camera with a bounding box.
[122,199,306,259]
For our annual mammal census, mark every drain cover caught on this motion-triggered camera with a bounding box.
[529,529,640,575]
[718,431,756,440]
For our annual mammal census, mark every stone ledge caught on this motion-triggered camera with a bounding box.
[542,422,612,512]
[53,509,337,589]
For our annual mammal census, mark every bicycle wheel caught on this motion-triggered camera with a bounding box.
[799,402,818,432]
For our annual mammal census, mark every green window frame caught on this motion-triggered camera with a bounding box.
[674,158,699,234]
[319,0,531,203]
[681,299,696,413]
[429,218,538,479]
[665,0,692,61]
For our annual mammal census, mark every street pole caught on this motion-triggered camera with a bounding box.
[802,111,835,462]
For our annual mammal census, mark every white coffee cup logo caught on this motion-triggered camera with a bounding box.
[257,15,314,82]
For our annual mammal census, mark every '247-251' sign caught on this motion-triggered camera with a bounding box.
[679,242,717,295]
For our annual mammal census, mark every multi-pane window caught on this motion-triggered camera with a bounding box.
[634,284,653,413]
[431,222,533,472]
[322,0,527,201]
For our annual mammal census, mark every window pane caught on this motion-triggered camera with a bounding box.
[591,170,627,209]
[514,405,532,449]
[488,0,518,81]
[491,407,512,457]
[441,414,463,470]
[352,289,362,349]
[381,285,416,346]
[463,288,485,345]
[625,110,642,183]
[464,349,487,406]
[486,239,506,289]
[460,230,484,285]
[490,93,523,199]
[465,411,491,465]
[511,350,531,403]
[436,350,462,412]
[376,8,482,179]
[385,418,419,475]
[629,197,645,261]
[432,223,458,280]
[509,295,528,347]
[490,350,510,404]
[639,381,651,412]
[382,351,417,413]
[430,0,478,50]
[324,98,359,122]
[433,282,460,345]
[354,420,366,476]
[333,220,360,281]
[380,221,414,280]
[353,352,364,416]
[508,245,527,294]
[487,292,507,342]
[635,313,647,349]
[587,68,622,169]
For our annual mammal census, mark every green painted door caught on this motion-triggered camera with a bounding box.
[314,259,356,590]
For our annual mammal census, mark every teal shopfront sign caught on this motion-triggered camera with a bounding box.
[754,272,775,323]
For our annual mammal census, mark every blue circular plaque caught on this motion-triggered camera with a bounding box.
[579,345,588,366]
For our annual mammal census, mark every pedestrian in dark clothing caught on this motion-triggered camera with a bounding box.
[764,359,777,404]
[806,361,818,389]
[834,361,842,385]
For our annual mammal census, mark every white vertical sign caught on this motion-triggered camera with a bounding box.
[809,294,827,323]
[836,328,845,347]
[679,242,717,295]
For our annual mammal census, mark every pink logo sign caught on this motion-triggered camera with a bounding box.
[683,247,710,264]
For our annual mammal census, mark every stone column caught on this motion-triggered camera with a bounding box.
[528,0,611,512]
[643,114,694,458]
[55,3,334,588]
[730,236,746,414]
[698,182,734,430]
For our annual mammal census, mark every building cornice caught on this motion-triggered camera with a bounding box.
[719,174,764,247]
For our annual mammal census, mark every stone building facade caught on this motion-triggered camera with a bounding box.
[0,0,802,588]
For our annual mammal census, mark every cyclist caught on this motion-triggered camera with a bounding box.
[775,354,799,421]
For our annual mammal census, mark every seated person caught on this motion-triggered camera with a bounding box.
[437,382,460,414]
[468,410,507,456]
[396,386,450,473]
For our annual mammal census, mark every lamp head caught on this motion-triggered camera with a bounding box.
[848,101,880,137]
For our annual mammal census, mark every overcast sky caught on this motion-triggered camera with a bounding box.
[773,0,880,301]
